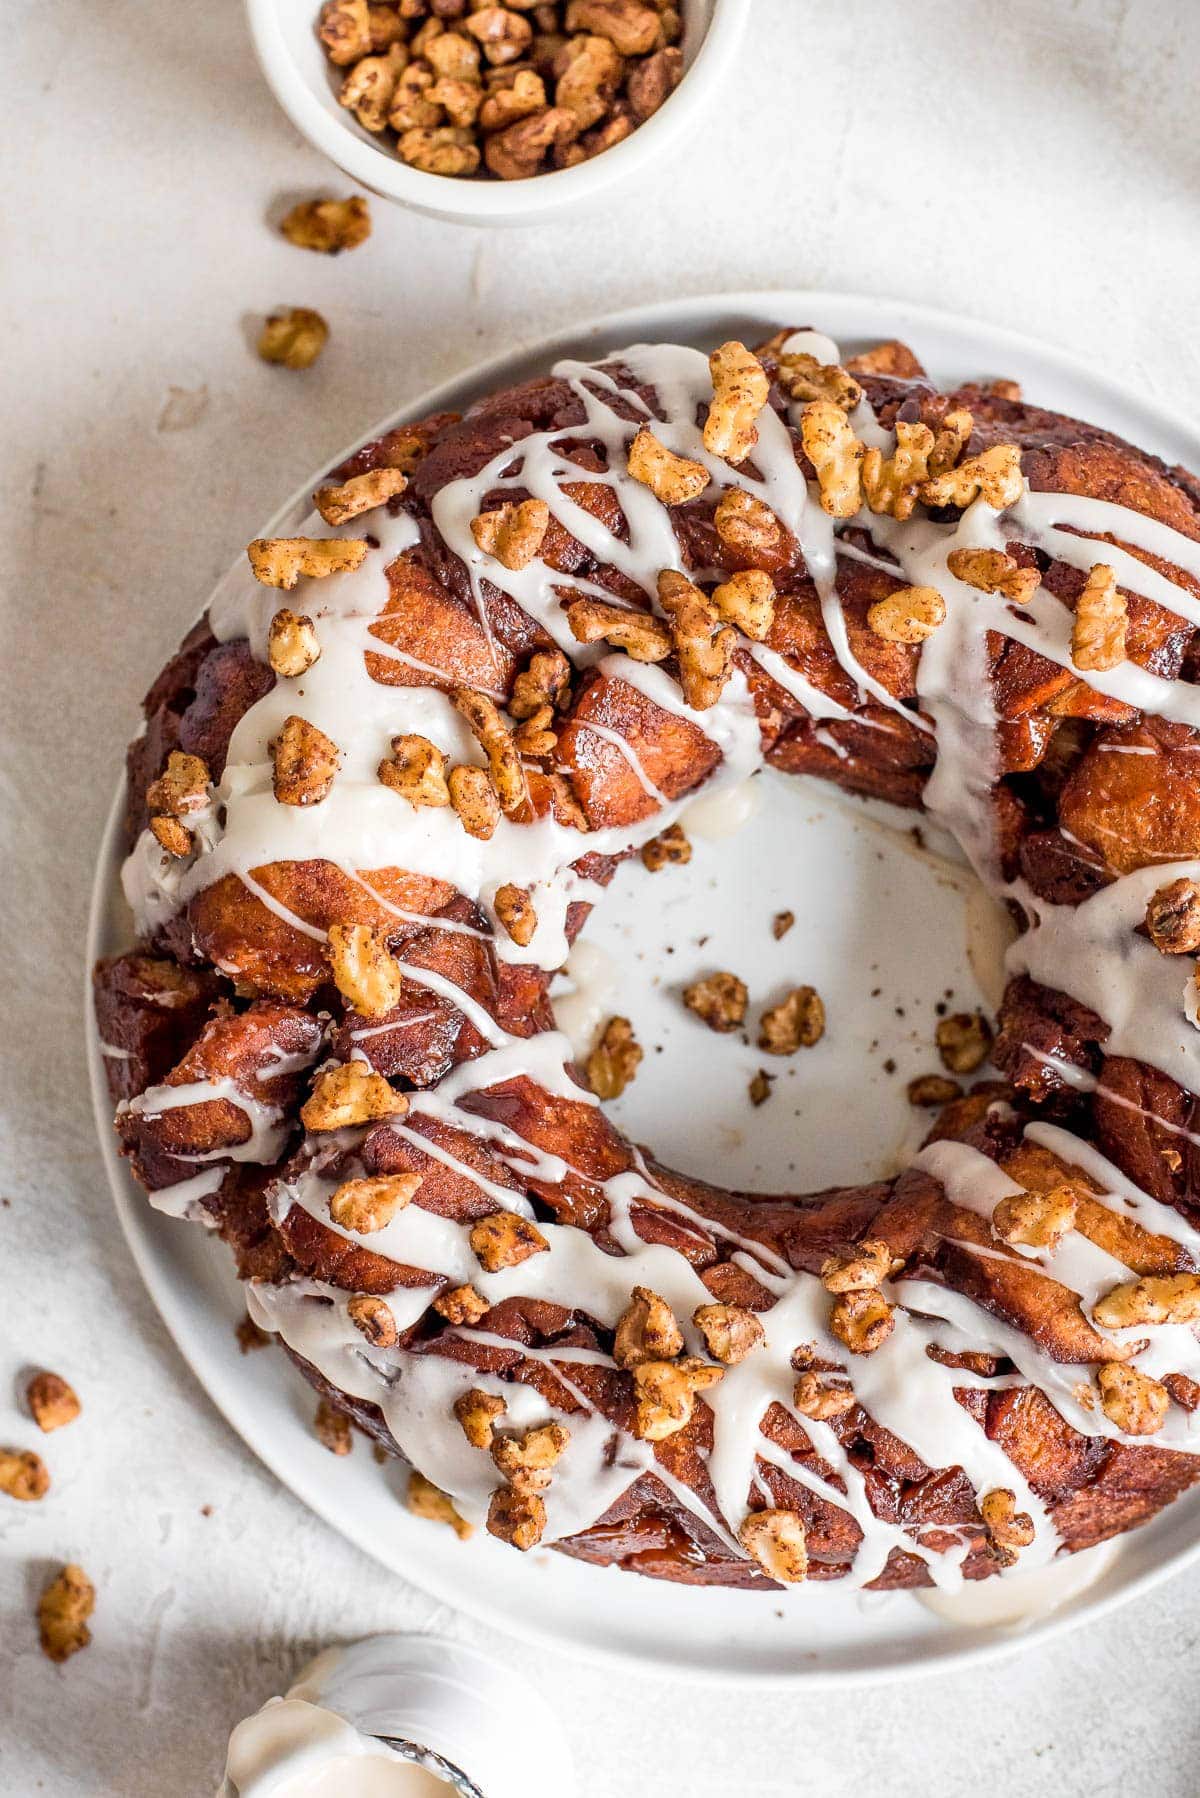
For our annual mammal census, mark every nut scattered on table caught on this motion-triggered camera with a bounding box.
[26,1371,81,1433]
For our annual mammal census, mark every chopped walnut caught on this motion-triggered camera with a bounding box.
[711,569,776,641]
[829,1288,895,1355]
[1093,1271,1200,1329]
[280,195,371,254]
[792,1371,855,1420]
[389,61,441,130]
[271,715,340,806]
[748,1068,773,1107]
[820,1239,893,1294]
[866,585,946,644]
[657,570,736,709]
[979,1487,1035,1564]
[487,1482,545,1549]
[494,883,537,946]
[1146,877,1200,954]
[448,764,501,839]
[759,985,824,1054]
[301,1061,408,1130]
[434,1283,490,1326]
[330,1171,422,1233]
[800,401,864,518]
[491,1420,570,1490]
[267,608,322,678]
[683,971,747,1034]
[586,1014,642,1098]
[1097,1363,1170,1436]
[936,1011,992,1074]
[485,106,577,178]
[315,1398,353,1455]
[452,687,527,815]
[319,0,373,65]
[379,733,452,808]
[631,1356,724,1442]
[566,597,672,662]
[693,1303,765,1365]
[258,307,329,370]
[341,42,408,129]
[510,649,571,720]
[906,1072,962,1108]
[150,817,192,858]
[479,67,547,131]
[861,422,934,522]
[348,1293,399,1348]
[777,351,862,411]
[466,5,533,63]
[712,488,786,564]
[314,466,408,525]
[146,750,210,821]
[0,1448,50,1502]
[947,545,1040,607]
[471,497,551,570]
[38,1565,95,1663]
[469,1209,549,1271]
[641,823,691,871]
[248,536,369,590]
[566,0,660,55]
[425,28,479,79]
[920,442,1022,511]
[738,1509,808,1584]
[398,125,482,174]
[626,426,710,505]
[703,340,769,465]
[1071,564,1127,672]
[993,1183,1078,1252]
[772,910,794,940]
[512,705,557,756]
[26,1372,80,1434]
[454,1388,506,1449]
[555,33,623,131]
[613,1285,684,1369]
[408,1469,473,1538]
[327,923,404,1018]
[429,74,484,128]
[929,408,973,477]
[627,43,681,118]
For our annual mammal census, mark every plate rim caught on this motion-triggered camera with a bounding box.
[87,287,1200,1686]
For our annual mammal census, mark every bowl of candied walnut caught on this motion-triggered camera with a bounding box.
[246,0,746,225]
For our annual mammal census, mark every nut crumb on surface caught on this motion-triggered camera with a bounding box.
[771,910,794,940]
[906,1073,961,1107]
[258,308,330,370]
[27,1371,81,1433]
[586,1015,642,1098]
[683,971,747,1034]
[641,823,691,871]
[0,1447,50,1502]
[280,195,371,253]
[38,1565,95,1663]
[748,1068,773,1107]
[935,1010,992,1074]
[758,985,824,1054]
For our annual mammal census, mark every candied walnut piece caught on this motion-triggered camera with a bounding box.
[555,32,624,129]
[993,1183,1078,1251]
[947,545,1040,607]
[484,106,577,179]
[929,407,973,476]
[408,1469,473,1539]
[479,67,546,130]
[448,764,501,839]
[0,1448,50,1502]
[466,5,533,64]
[425,28,481,79]
[979,1488,1035,1565]
[693,1303,765,1365]
[1093,1271,1200,1328]
[267,608,321,678]
[328,923,404,1017]
[341,43,408,131]
[510,648,571,720]
[711,568,776,640]
[936,1010,992,1074]
[867,585,946,644]
[330,1171,422,1233]
[150,816,192,858]
[861,422,934,522]
[712,488,785,563]
[347,1293,400,1347]
[907,1073,961,1107]
[627,44,682,119]
[759,985,824,1054]
[777,351,862,410]
[38,1565,95,1664]
[315,1398,353,1455]
[829,1288,895,1355]
[738,1509,808,1584]
[248,536,369,589]
[631,1356,724,1442]
[586,1015,642,1098]
[258,307,329,370]
[1097,1363,1170,1436]
[314,467,408,525]
[429,74,484,128]
[920,442,1022,510]
[487,1483,545,1550]
[512,705,556,756]
[452,688,527,815]
[641,823,691,871]
[1071,564,1127,672]
[434,1283,490,1325]
[469,1210,549,1271]
[792,1371,854,1420]
[657,570,736,709]
[454,1388,506,1449]
[566,0,660,55]
[820,1239,893,1294]
[271,715,340,806]
[683,971,747,1034]
[566,597,672,662]
[703,340,769,465]
[471,497,551,570]
[800,401,864,518]
[280,195,371,253]
[613,1285,684,1369]
[495,883,537,946]
[389,61,442,131]
[398,125,483,175]
[26,1373,80,1434]
[379,733,452,808]
[320,0,373,64]
[1146,877,1200,954]
[147,750,209,820]
[491,1420,569,1490]
[301,1062,408,1130]
[626,426,710,505]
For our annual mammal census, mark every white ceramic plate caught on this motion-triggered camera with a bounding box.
[87,291,1200,1684]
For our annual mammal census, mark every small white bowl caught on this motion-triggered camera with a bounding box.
[245,0,748,227]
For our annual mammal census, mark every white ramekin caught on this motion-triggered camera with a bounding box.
[245,0,748,228]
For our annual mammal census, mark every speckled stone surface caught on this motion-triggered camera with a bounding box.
[4,0,1200,1790]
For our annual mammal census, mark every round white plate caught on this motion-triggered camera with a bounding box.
[87,291,1200,1684]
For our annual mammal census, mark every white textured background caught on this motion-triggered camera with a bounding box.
[4,0,1200,1791]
